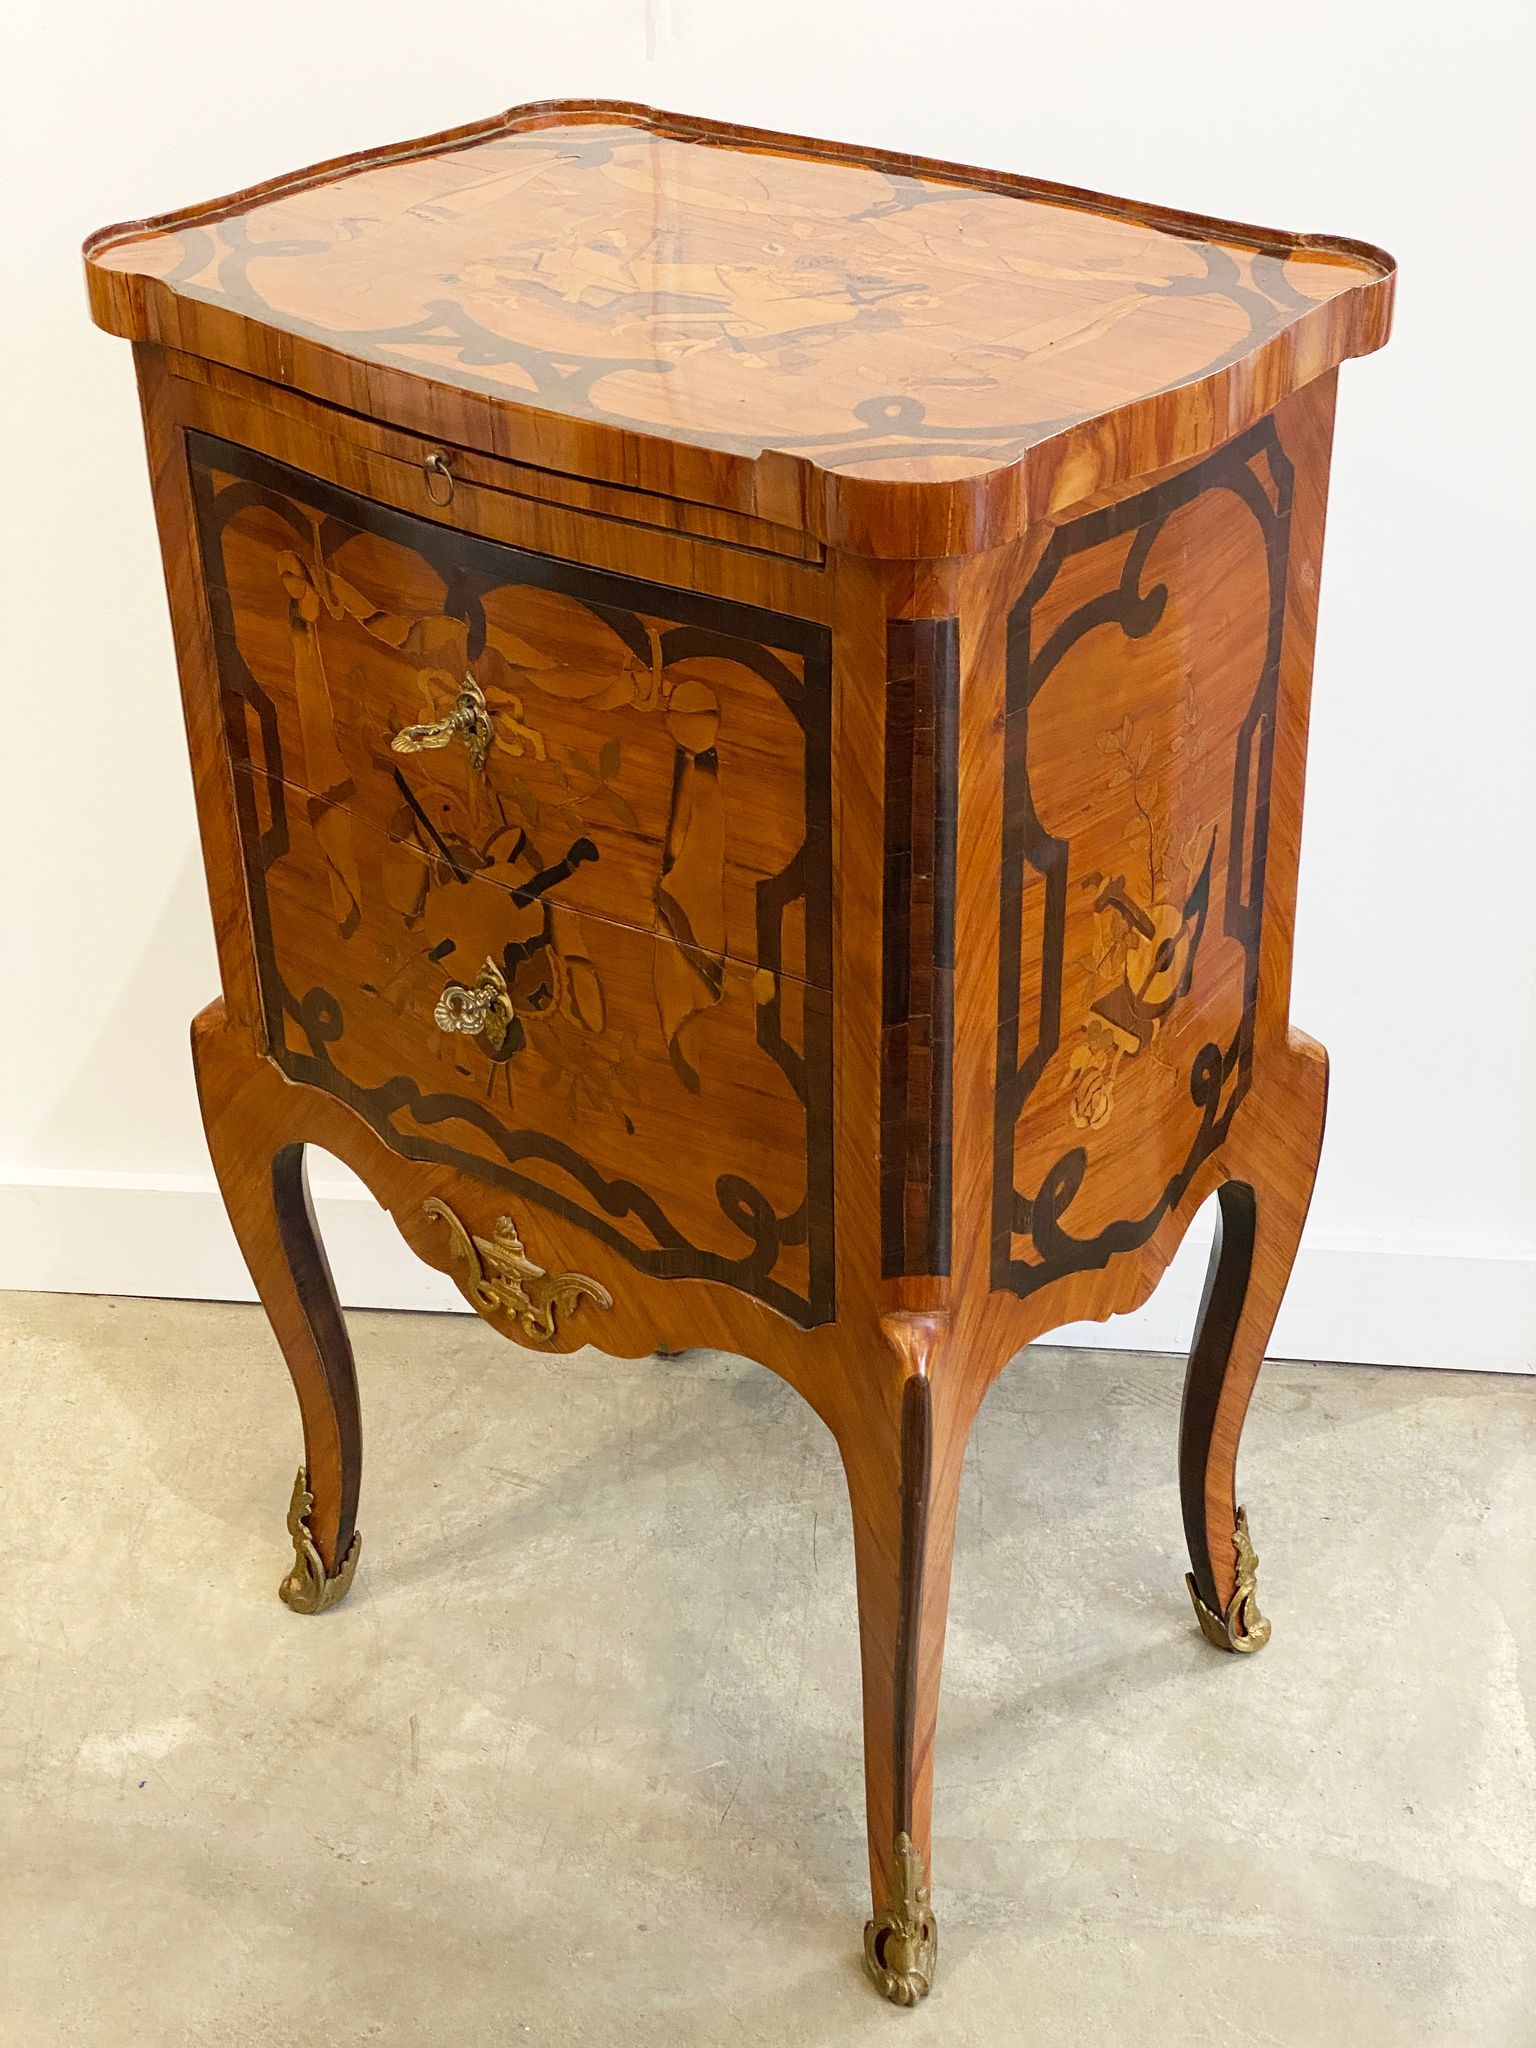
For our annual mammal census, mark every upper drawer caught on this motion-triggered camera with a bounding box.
[160,349,824,564]
[191,431,833,993]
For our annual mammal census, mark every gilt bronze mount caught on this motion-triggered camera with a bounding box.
[424,1196,613,1343]
[1187,1503,1271,1653]
[864,1832,939,2006]
[279,1467,361,1614]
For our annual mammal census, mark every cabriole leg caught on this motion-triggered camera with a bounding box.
[192,1004,362,1612]
[1178,1040,1328,1650]
[839,1322,967,2005]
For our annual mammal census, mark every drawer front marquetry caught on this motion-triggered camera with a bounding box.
[192,435,835,1327]
[993,418,1292,1297]
[229,763,834,1327]
[190,433,829,993]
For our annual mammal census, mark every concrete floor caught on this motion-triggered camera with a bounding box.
[2,1292,1533,2047]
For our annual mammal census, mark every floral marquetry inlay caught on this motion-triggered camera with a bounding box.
[1066,710,1216,1134]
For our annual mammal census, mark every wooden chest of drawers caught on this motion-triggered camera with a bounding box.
[86,102,1392,2003]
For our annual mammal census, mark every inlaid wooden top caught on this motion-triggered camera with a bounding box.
[87,102,1394,555]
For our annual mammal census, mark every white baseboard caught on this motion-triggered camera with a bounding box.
[0,1168,464,1321]
[0,1170,1530,1373]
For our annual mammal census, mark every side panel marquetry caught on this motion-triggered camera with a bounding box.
[992,419,1292,1296]
[191,435,835,1327]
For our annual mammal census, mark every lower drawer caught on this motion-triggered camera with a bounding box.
[234,766,835,1328]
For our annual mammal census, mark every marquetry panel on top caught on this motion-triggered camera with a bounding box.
[189,433,835,1328]
[993,417,1293,1297]
[86,104,1394,553]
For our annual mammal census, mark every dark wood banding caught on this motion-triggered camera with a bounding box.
[892,1372,934,1837]
[882,619,958,1280]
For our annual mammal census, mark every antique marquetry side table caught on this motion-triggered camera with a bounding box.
[86,103,1393,2004]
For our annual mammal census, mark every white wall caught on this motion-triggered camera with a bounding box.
[3,2,1532,1368]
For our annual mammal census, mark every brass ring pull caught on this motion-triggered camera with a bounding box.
[434,956,514,1053]
[389,673,494,773]
[423,450,454,505]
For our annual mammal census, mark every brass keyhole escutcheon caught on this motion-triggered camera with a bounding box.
[434,956,514,1053]
[390,672,495,773]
